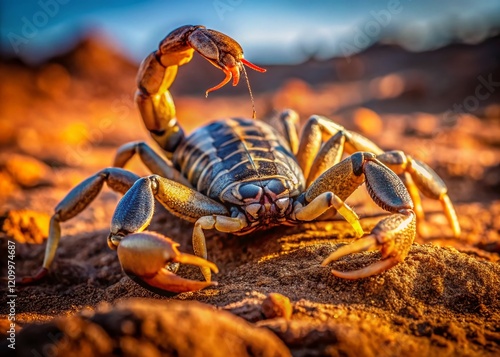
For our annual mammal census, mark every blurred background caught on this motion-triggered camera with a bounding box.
[0,0,499,245]
[2,0,500,64]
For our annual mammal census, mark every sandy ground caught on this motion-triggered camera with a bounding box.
[0,36,499,356]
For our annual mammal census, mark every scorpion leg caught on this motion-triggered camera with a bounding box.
[400,173,424,227]
[192,213,248,282]
[296,115,460,237]
[109,175,230,290]
[296,115,383,183]
[307,152,416,278]
[307,131,346,187]
[114,141,192,187]
[278,109,300,155]
[19,168,139,284]
[377,151,460,237]
[293,192,364,238]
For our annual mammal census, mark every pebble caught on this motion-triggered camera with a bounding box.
[262,293,293,320]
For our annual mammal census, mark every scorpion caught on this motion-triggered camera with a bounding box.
[22,25,460,295]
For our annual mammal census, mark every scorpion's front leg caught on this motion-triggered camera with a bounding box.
[136,25,265,156]
[377,151,460,237]
[19,168,139,284]
[109,175,246,291]
[306,152,416,279]
[192,211,248,282]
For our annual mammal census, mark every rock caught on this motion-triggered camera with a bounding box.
[353,108,383,137]
[262,293,293,320]
[2,209,50,244]
[10,299,290,357]
[1,154,51,188]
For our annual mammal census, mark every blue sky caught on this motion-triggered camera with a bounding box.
[1,0,499,64]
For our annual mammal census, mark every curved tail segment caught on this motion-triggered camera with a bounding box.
[135,25,266,157]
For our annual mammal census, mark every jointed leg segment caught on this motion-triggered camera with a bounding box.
[377,151,460,237]
[323,209,416,279]
[109,174,236,286]
[20,168,139,284]
[293,192,364,238]
[301,151,417,278]
[291,113,459,239]
[114,141,192,187]
[296,115,383,181]
[278,109,300,155]
[192,213,248,281]
[291,114,460,278]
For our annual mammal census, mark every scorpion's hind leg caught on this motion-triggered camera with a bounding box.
[377,151,460,237]
[109,175,230,291]
[114,141,192,187]
[315,152,417,279]
[295,115,384,185]
[19,168,139,284]
[277,109,300,155]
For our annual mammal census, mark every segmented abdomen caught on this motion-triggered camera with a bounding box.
[173,118,305,202]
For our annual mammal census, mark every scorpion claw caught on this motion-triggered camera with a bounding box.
[321,236,378,267]
[322,211,416,279]
[174,251,219,274]
[116,232,218,294]
[135,268,218,296]
[330,258,399,280]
